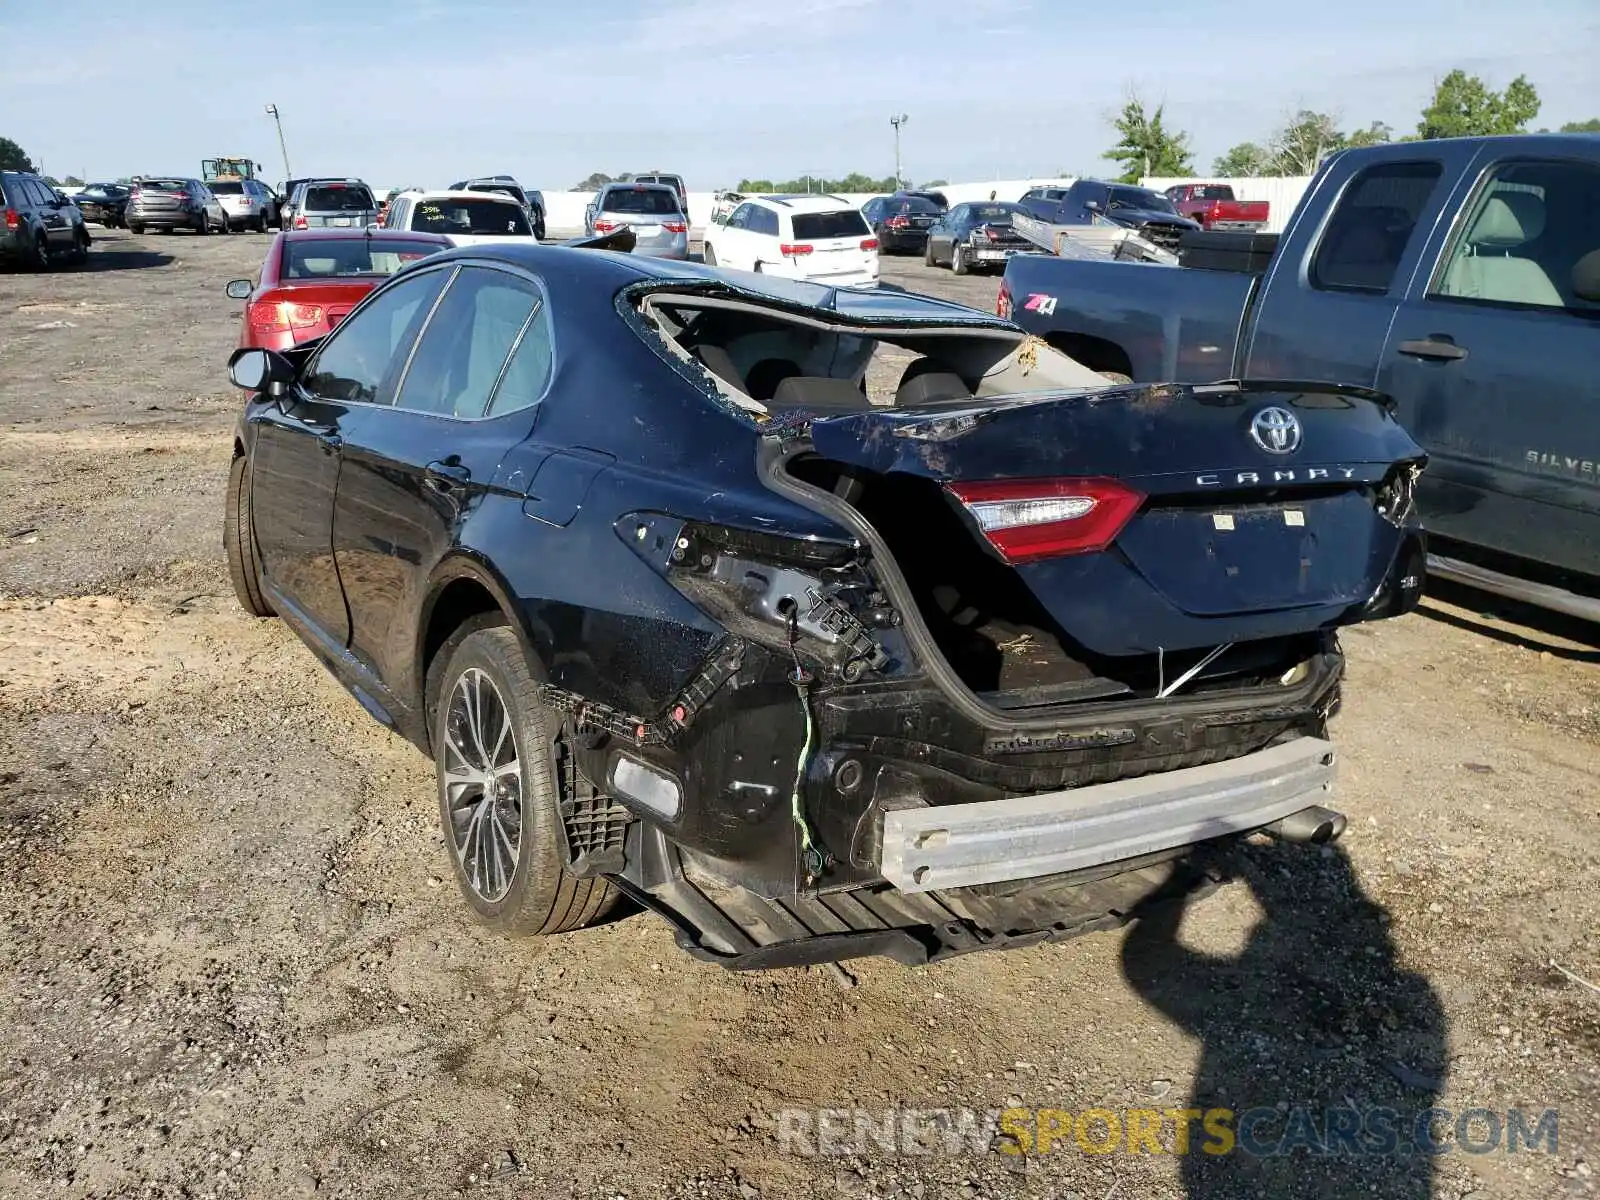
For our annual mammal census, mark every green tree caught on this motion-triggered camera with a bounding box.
[1415,70,1540,140]
[572,171,630,191]
[1558,118,1600,133]
[1212,142,1273,176]
[1102,94,1194,182]
[1268,110,1346,175]
[61,174,85,187]
[1344,120,1393,148]
[919,178,949,188]
[0,136,34,172]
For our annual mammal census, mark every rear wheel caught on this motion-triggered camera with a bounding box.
[67,228,90,266]
[128,222,144,235]
[433,625,618,936]
[195,209,210,235]
[254,212,267,233]
[703,244,718,267]
[31,232,51,270]
[923,239,935,267]
[952,243,969,275]
[223,455,274,618]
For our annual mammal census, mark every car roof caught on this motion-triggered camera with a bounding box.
[602,181,676,192]
[748,194,859,213]
[407,243,1011,327]
[280,228,453,243]
[399,189,523,204]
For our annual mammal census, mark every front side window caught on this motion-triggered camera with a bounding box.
[1311,161,1443,294]
[395,267,542,419]
[727,203,755,230]
[1431,158,1600,314]
[302,268,451,405]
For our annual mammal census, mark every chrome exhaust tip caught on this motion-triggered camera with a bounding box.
[1265,805,1347,845]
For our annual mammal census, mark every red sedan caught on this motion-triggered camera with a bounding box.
[225,229,453,351]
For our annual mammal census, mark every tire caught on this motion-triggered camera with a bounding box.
[196,209,210,235]
[432,625,618,936]
[923,239,935,267]
[129,222,144,235]
[67,228,90,267]
[31,232,51,271]
[952,244,969,276]
[223,455,274,618]
[254,212,267,233]
[703,244,717,267]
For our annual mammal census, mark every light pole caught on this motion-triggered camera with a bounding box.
[889,113,909,188]
[264,104,291,180]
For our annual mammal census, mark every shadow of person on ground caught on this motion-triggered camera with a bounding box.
[1121,839,1447,1199]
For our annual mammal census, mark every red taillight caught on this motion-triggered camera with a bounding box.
[248,300,324,333]
[594,219,619,232]
[984,226,999,242]
[779,243,813,256]
[996,281,1013,319]
[945,477,1145,563]
[1,208,16,230]
[860,238,879,251]
[885,216,909,229]
[293,213,308,229]
[663,221,687,233]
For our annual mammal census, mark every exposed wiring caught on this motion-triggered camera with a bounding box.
[785,609,825,884]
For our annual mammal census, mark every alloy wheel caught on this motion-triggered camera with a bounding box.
[442,667,524,903]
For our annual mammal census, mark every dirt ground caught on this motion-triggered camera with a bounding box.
[0,229,1596,1200]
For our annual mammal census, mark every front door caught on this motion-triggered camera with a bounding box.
[332,263,552,693]
[1378,153,1600,574]
[251,263,455,648]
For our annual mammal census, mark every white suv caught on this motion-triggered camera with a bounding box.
[702,195,879,288]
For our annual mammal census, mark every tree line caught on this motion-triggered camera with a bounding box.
[1105,69,1600,183]
[571,170,948,193]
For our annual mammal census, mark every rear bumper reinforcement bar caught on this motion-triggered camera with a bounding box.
[880,736,1336,893]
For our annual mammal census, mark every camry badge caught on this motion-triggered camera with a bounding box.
[1250,407,1302,454]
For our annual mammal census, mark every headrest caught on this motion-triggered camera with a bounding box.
[1469,191,1546,249]
[771,376,869,412]
[896,371,971,407]
[692,344,742,389]
[1571,248,1600,302]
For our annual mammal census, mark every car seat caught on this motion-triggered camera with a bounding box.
[895,358,972,406]
[1437,191,1563,307]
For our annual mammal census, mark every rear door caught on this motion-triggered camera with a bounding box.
[1378,150,1600,574]
[331,263,550,687]
[248,266,451,646]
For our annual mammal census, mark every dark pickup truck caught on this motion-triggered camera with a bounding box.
[1018,180,1200,254]
[1002,136,1600,621]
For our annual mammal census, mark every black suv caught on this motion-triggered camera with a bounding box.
[0,170,91,269]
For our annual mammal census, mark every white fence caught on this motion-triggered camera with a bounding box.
[1139,176,1313,234]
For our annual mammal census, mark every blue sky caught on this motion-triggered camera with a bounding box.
[2,0,1595,189]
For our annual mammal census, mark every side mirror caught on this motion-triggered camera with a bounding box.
[227,347,296,395]
[1085,200,1101,212]
[225,279,253,300]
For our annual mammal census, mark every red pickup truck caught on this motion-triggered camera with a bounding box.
[1164,183,1270,231]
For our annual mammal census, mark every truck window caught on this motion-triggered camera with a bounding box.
[1431,159,1600,314]
[1311,162,1443,294]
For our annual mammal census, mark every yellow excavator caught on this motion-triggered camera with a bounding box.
[201,157,263,183]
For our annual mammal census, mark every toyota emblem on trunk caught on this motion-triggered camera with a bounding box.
[1250,407,1302,454]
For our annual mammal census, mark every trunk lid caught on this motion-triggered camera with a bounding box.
[804,381,1426,655]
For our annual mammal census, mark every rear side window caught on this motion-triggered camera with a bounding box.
[395,267,542,419]
[490,302,555,417]
[1311,161,1442,294]
[306,185,375,211]
[792,210,870,240]
[303,269,451,405]
[1431,158,1600,314]
[603,187,680,215]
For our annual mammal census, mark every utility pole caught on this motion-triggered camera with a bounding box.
[889,113,909,188]
[264,104,291,180]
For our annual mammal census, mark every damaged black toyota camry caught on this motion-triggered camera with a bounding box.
[224,240,1427,970]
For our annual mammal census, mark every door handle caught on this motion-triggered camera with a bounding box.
[425,460,472,492]
[1397,337,1468,362]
